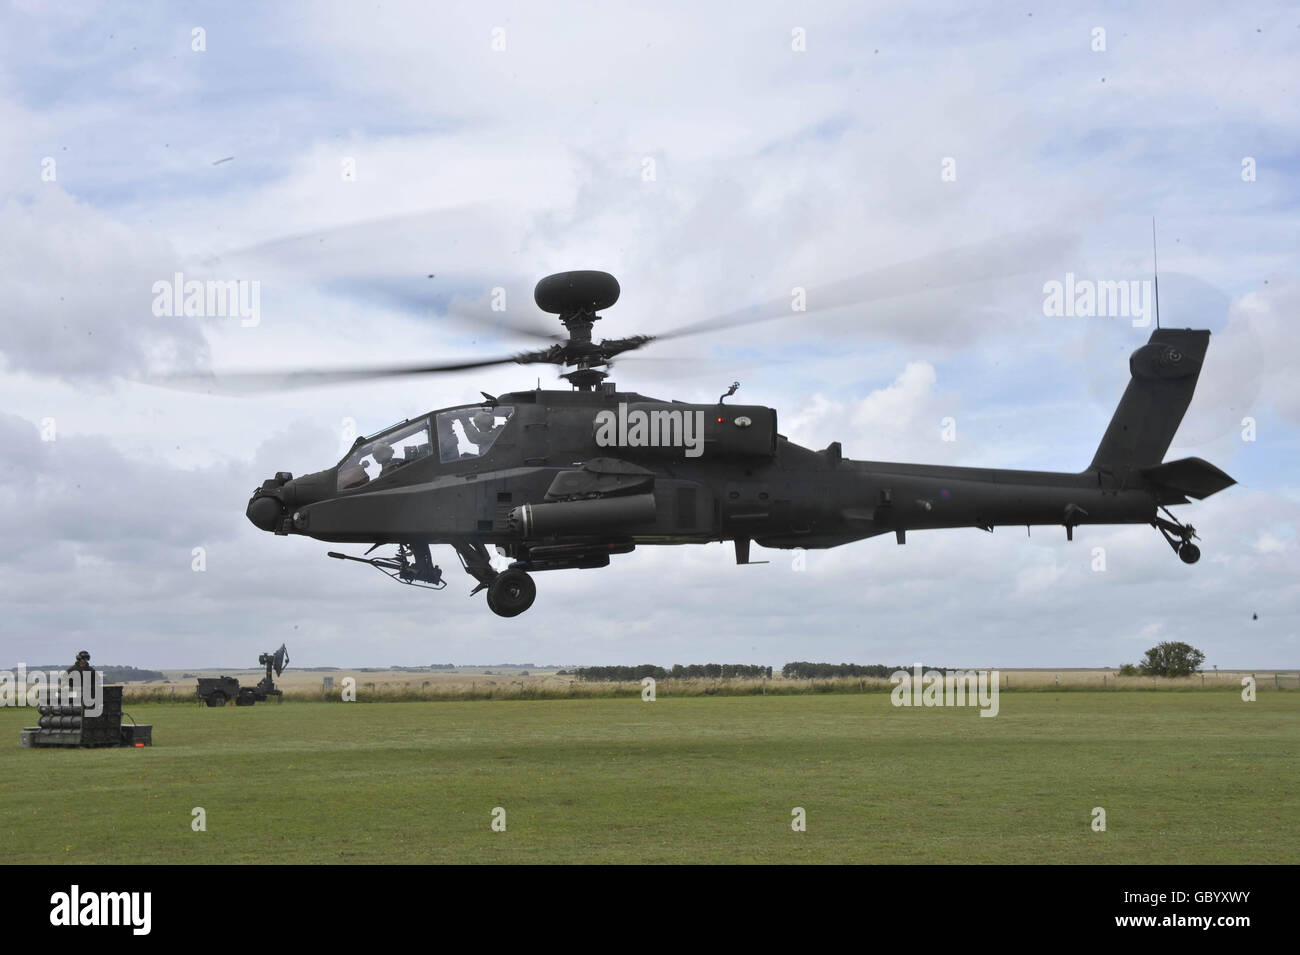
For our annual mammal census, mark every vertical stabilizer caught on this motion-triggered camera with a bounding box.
[1090,328,1209,477]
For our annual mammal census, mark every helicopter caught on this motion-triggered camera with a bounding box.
[239,269,1234,617]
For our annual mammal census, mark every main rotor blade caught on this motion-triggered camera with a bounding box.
[150,351,554,395]
[321,276,565,341]
[197,205,563,341]
[431,282,565,342]
[651,228,1078,342]
[198,203,501,272]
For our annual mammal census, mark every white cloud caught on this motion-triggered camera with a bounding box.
[1,2,1296,669]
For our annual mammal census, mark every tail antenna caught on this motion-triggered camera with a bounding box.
[1151,217,1161,330]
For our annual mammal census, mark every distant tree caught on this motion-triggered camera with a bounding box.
[1117,663,1139,677]
[98,665,166,682]
[571,664,766,682]
[1138,642,1205,678]
[781,662,898,680]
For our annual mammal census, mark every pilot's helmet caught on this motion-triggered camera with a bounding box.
[373,443,395,464]
[77,651,90,660]
[472,410,496,432]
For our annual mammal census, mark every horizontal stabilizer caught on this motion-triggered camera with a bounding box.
[1140,457,1236,500]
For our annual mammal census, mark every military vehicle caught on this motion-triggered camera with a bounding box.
[220,269,1233,617]
[195,674,244,707]
[196,644,289,706]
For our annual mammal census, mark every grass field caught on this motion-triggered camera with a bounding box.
[4,692,1297,864]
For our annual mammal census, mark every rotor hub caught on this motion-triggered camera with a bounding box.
[531,271,626,388]
[560,367,609,389]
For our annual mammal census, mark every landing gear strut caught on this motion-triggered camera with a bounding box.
[331,540,540,616]
[1152,505,1201,564]
[453,540,498,592]
[452,541,536,617]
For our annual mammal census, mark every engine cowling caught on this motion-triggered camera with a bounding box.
[591,403,777,459]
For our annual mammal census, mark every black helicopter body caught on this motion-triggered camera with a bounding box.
[243,271,1235,617]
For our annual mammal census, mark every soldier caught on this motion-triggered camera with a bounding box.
[372,442,396,475]
[436,416,462,461]
[462,410,504,451]
[64,650,95,705]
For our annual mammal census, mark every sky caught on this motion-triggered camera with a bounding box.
[1,1,1297,669]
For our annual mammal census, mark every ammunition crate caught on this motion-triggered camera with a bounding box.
[19,685,150,749]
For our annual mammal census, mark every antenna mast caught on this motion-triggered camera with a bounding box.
[1151,217,1161,329]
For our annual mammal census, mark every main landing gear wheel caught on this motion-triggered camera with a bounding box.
[486,569,536,617]
[1178,543,1201,564]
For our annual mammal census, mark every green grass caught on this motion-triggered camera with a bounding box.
[3,692,1296,863]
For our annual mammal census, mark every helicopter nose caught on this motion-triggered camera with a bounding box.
[247,494,284,531]
[247,468,338,532]
[246,471,293,532]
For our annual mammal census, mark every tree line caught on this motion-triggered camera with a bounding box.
[567,664,774,681]
[781,662,949,679]
[565,663,957,682]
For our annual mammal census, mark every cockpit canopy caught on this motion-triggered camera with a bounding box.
[337,418,431,490]
[337,408,514,491]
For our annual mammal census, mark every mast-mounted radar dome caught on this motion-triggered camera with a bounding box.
[534,270,620,315]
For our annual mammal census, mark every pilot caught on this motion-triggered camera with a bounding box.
[66,650,94,674]
[438,427,460,461]
[372,442,396,474]
[463,410,503,449]
[338,459,370,488]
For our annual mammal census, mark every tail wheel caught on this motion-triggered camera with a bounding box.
[1155,507,1203,564]
[487,569,536,617]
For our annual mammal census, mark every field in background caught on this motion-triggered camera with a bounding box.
[3,692,1297,864]
[114,667,1300,702]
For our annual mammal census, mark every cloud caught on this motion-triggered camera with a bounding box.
[785,361,956,463]
[0,2,1296,670]
[0,189,211,380]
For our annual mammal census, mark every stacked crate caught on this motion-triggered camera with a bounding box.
[20,685,151,748]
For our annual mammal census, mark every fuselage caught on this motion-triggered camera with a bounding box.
[248,386,1158,552]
